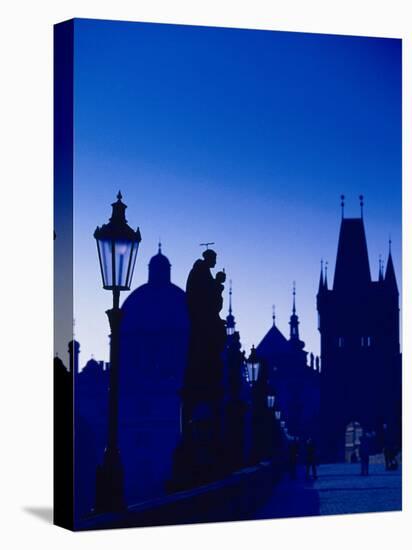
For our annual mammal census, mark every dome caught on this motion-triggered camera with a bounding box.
[121,244,188,332]
[121,282,188,332]
[82,358,101,373]
[148,243,171,285]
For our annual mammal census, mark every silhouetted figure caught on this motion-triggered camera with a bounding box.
[184,249,227,393]
[288,437,300,479]
[381,423,398,471]
[305,438,318,480]
[359,433,370,476]
[171,249,227,489]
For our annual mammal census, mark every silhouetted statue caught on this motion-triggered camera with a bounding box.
[170,249,227,490]
[184,249,227,396]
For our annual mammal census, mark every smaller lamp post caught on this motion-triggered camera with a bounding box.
[267,394,275,409]
[94,191,141,513]
[246,345,260,385]
[280,420,286,429]
[275,410,281,421]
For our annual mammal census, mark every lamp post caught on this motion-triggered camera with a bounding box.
[94,191,141,513]
[246,346,263,463]
[267,394,275,409]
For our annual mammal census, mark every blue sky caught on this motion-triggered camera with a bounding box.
[67,19,401,366]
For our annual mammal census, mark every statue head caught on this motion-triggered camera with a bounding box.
[202,248,217,268]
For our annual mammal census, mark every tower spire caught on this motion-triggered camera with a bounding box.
[318,259,325,294]
[289,281,300,342]
[229,279,233,315]
[272,304,276,326]
[384,238,398,294]
[324,261,329,289]
[340,195,345,219]
[359,194,364,219]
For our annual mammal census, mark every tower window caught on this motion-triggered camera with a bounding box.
[338,337,344,348]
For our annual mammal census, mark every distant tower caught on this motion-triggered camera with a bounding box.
[317,197,401,461]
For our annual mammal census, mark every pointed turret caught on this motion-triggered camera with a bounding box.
[384,240,398,295]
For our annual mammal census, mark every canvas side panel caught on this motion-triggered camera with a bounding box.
[53,19,75,531]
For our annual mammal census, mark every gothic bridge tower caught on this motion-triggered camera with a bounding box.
[317,196,401,462]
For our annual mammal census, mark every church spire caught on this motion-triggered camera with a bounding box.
[272,304,276,326]
[226,280,236,336]
[292,281,296,315]
[289,282,305,350]
[289,281,300,341]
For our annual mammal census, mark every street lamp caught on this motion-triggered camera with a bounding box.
[275,410,281,421]
[280,420,286,429]
[267,394,275,409]
[94,191,141,513]
[246,345,260,385]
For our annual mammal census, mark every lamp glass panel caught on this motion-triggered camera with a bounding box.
[114,239,134,287]
[97,239,114,288]
[247,363,253,383]
[253,362,260,381]
[126,241,139,288]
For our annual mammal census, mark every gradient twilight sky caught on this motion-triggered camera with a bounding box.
[68,19,401,367]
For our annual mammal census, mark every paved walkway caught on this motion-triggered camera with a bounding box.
[254,462,402,520]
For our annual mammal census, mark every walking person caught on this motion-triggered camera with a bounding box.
[288,437,300,480]
[305,438,318,480]
[359,432,370,476]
